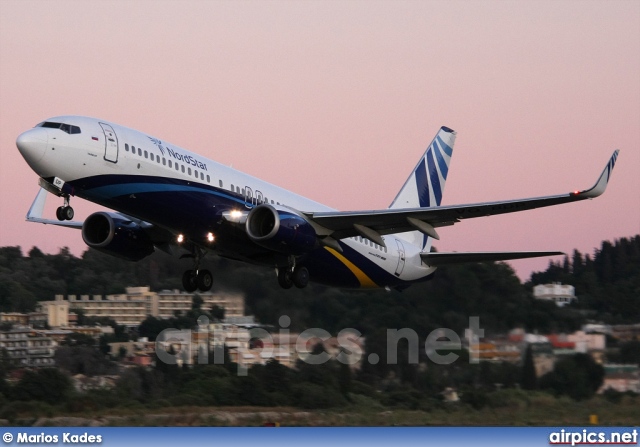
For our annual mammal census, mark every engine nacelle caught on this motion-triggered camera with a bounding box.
[245,205,318,255]
[82,212,154,261]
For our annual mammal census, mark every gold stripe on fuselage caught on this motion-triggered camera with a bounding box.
[324,247,379,288]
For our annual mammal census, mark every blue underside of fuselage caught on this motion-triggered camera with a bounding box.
[66,174,418,289]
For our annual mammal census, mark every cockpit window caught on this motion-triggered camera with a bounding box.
[37,121,81,134]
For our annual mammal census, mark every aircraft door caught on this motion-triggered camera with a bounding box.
[100,123,119,163]
[394,239,406,277]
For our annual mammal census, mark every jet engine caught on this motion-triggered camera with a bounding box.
[245,205,318,254]
[82,212,155,261]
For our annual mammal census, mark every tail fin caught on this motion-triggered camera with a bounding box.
[389,126,456,250]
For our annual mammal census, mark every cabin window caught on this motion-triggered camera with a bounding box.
[138,148,142,156]
[144,151,148,159]
[162,158,166,166]
[188,167,192,176]
[219,180,223,187]
[194,170,198,178]
[175,163,179,171]
[181,165,185,173]
[125,144,129,152]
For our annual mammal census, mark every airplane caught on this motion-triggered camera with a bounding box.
[16,116,619,292]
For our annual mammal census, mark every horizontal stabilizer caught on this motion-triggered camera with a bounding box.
[420,250,564,266]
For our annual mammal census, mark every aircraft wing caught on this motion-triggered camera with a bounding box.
[306,150,619,244]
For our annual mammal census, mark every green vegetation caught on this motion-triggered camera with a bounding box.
[1,236,638,333]
[527,236,640,324]
[0,235,638,425]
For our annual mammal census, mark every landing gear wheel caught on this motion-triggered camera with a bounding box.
[292,266,309,289]
[197,269,213,292]
[182,270,198,293]
[56,206,65,221]
[56,206,74,221]
[63,206,74,220]
[277,269,293,289]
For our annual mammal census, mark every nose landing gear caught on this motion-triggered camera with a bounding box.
[56,195,74,221]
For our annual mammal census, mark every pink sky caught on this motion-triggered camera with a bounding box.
[1,1,638,281]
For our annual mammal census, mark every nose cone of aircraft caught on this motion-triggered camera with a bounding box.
[16,128,48,168]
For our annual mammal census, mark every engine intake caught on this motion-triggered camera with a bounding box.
[82,212,154,261]
[246,205,317,254]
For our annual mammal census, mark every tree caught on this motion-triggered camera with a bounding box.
[192,294,203,311]
[11,368,73,405]
[520,344,537,390]
[338,358,352,396]
[55,345,118,376]
[61,332,96,347]
[539,353,604,401]
[210,304,225,321]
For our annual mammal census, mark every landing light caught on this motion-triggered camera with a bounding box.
[207,232,215,242]
[177,234,184,243]
[230,210,243,218]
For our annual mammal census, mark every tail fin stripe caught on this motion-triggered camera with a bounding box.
[436,135,453,156]
[433,141,449,179]
[415,158,431,208]
[427,149,443,206]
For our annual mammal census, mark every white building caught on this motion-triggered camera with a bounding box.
[39,287,244,327]
[0,326,56,367]
[567,330,606,353]
[533,283,576,307]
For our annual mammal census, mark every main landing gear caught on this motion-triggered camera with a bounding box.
[277,257,309,289]
[56,195,74,221]
[181,246,213,293]
[182,269,213,293]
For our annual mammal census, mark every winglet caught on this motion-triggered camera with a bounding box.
[575,150,619,199]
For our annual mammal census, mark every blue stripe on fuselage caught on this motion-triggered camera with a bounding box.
[69,174,246,239]
[68,174,423,289]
